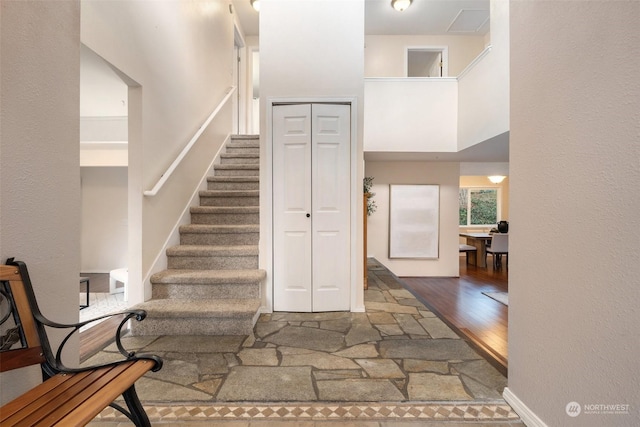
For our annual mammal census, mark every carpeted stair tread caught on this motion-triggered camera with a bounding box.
[207,176,259,183]
[179,224,259,233]
[215,164,259,170]
[220,153,259,159]
[199,190,259,197]
[167,245,258,256]
[227,141,260,147]
[135,298,261,318]
[151,269,266,284]
[190,206,259,214]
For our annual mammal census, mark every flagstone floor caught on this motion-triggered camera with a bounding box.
[87,260,520,425]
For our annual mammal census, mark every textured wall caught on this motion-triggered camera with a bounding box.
[0,0,81,403]
[508,1,640,426]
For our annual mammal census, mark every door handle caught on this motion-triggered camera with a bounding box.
[306,213,311,218]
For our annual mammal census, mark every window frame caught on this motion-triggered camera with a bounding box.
[459,186,502,227]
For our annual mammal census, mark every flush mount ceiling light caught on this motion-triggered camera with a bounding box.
[250,0,260,12]
[391,0,412,12]
[488,176,506,184]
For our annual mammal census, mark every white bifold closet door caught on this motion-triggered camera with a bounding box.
[273,103,351,312]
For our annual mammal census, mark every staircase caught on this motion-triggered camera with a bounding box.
[131,135,264,336]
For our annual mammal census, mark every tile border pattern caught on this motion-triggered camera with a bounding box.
[96,402,519,422]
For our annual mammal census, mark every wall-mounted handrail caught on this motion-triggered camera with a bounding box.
[143,86,236,197]
[457,45,492,80]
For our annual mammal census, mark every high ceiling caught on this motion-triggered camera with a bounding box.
[232,0,490,37]
[231,0,504,164]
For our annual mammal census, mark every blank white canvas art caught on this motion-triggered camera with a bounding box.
[389,184,439,258]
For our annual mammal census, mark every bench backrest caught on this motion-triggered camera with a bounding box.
[0,262,47,372]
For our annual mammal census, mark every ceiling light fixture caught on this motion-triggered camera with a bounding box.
[488,176,506,184]
[250,0,260,12]
[391,0,412,12]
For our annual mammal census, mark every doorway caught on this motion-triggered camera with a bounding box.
[79,45,128,298]
[406,47,449,77]
[272,103,351,312]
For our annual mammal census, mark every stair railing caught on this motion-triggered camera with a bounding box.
[143,86,237,197]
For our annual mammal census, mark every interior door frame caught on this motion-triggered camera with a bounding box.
[264,97,360,313]
[405,46,449,77]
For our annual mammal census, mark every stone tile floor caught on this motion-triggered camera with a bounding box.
[88,260,520,425]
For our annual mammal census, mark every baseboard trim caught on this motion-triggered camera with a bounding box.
[503,387,548,427]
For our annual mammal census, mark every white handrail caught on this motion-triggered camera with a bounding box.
[143,86,237,197]
[457,45,492,80]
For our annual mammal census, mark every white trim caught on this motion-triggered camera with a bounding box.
[142,134,231,293]
[364,77,457,83]
[405,46,449,77]
[503,387,549,427]
[458,45,493,79]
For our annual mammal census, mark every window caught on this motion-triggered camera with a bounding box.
[459,188,499,226]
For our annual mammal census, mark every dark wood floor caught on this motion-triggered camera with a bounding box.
[401,256,508,375]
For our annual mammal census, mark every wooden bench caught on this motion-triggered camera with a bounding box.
[0,259,162,426]
[459,244,478,265]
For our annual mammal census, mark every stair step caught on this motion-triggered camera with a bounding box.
[167,245,258,269]
[225,143,259,154]
[151,269,265,299]
[207,176,259,191]
[214,164,259,177]
[130,298,261,336]
[190,206,259,225]
[231,134,259,138]
[220,153,259,165]
[180,224,259,245]
[199,190,259,207]
[147,134,263,337]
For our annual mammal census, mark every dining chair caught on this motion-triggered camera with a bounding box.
[486,233,508,269]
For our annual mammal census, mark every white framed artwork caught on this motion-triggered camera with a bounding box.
[389,184,439,259]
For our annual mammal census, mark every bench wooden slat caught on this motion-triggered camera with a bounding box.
[0,346,45,372]
[1,369,98,426]
[0,265,21,280]
[32,363,139,427]
[53,360,154,426]
[15,364,132,427]
[2,361,153,427]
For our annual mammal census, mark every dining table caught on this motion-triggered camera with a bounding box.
[459,232,493,268]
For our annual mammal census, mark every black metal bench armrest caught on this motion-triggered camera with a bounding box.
[34,309,163,376]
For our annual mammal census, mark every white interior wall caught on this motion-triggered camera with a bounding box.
[0,0,81,404]
[507,2,639,426]
[364,78,458,153]
[81,0,235,301]
[80,45,128,118]
[457,0,509,151]
[260,0,365,311]
[365,162,460,277]
[365,35,485,77]
[80,167,128,272]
